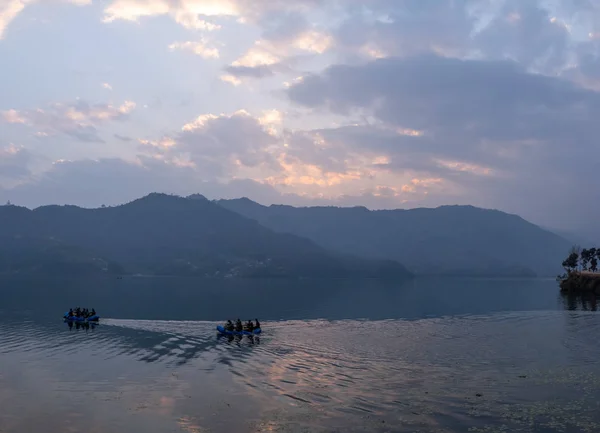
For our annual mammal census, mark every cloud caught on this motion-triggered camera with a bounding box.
[168,40,220,58]
[0,155,450,211]
[102,0,223,30]
[2,109,25,124]
[334,0,477,59]
[219,74,242,86]
[5,0,600,238]
[287,54,600,145]
[0,0,26,40]
[0,144,31,183]
[224,64,277,78]
[0,156,319,209]
[101,0,325,29]
[252,11,334,56]
[474,0,570,74]
[129,108,454,203]
[565,37,600,90]
[206,0,597,85]
[326,0,600,81]
[285,53,600,226]
[95,0,591,74]
[223,28,333,80]
[0,0,91,40]
[141,110,282,179]
[223,42,284,80]
[1,99,136,143]
[114,134,133,142]
[0,157,197,207]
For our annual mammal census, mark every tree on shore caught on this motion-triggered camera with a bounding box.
[591,254,598,272]
[562,252,579,273]
[559,246,600,279]
[581,248,592,270]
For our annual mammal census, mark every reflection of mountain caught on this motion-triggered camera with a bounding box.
[0,194,412,279]
[218,198,571,277]
[0,275,560,322]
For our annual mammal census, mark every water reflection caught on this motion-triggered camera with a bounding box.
[560,292,598,311]
[2,313,600,432]
[0,275,569,322]
[64,319,99,332]
[2,276,600,433]
[217,332,260,346]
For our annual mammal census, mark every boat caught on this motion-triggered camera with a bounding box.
[63,313,100,322]
[216,325,261,336]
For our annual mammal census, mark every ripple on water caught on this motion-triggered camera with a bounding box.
[1,311,600,432]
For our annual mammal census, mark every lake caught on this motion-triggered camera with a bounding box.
[1,276,599,433]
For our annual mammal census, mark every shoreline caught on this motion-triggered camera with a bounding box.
[559,271,600,294]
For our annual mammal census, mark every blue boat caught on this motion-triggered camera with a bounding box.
[216,325,261,336]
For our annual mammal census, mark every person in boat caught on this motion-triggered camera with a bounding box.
[68,308,73,317]
[235,318,243,332]
[245,320,254,332]
[255,319,260,329]
[225,320,234,331]
[90,308,96,316]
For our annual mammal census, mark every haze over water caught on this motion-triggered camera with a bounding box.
[1,277,599,433]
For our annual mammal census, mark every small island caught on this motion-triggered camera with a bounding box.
[557,247,600,294]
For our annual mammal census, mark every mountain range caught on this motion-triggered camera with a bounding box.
[218,198,572,277]
[0,193,573,278]
[0,193,410,279]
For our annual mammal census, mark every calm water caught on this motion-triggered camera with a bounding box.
[1,276,599,433]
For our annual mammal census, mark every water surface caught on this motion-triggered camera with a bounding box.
[1,276,599,433]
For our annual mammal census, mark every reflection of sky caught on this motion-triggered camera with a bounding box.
[3,307,600,432]
[2,276,600,432]
[0,321,227,432]
[0,353,178,432]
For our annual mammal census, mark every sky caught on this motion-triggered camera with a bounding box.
[1,0,600,236]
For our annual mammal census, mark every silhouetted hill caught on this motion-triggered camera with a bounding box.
[0,194,412,279]
[217,199,572,277]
